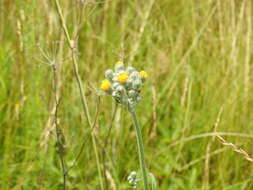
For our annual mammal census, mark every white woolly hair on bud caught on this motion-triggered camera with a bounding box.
[114,63,124,72]
[126,66,135,74]
[102,64,147,109]
[130,71,140,80]
[115,85,124,92]
[105,69,114,80]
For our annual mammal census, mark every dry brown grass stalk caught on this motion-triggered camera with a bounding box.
[216,135,253,162]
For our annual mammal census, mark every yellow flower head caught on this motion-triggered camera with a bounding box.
[139,71,148,78]
[117,73,129,83]
[100,79,111,91]
[15,103,20,109]
[116,61,124,65]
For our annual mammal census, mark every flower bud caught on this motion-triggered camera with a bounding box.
[112,82,120,89]
[105,69,114,81]
[132,79,142,89]
[114,62,124,72]
[112,91,120,98]
[130,71,140,80]
[116,85,124,92]
[126,66,135,74]
[136,95,142,103]
[128,90,137,98]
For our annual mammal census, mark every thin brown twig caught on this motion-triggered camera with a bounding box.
[39,45,62,150]
[216,135,253,162]
[168,132,253,147]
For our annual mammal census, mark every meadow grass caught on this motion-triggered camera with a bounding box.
[1,0,253,189]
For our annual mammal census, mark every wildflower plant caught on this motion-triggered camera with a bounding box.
[100,61,150,190]
[100,61,148,110]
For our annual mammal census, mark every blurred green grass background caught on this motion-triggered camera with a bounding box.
[1,0,253,189]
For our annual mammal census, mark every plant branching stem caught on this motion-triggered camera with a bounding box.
[129,109,149,190]
[54,1,104,189]
[52,66,67,190]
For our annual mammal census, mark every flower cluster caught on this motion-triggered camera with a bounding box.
[100,61,148,109]
[127,171,138,189]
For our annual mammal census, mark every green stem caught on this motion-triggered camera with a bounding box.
[129,109,149,190]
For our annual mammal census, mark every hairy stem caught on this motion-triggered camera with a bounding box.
[129,109,149,190]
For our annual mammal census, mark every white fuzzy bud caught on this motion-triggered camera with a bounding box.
[128,90,136,98]
[114,63,124,72]
[130,71,140,80]
[112,91,120,98]
[112,82,120,89]
[116,85,124,92]
[136,95,142,103]
[126,66,135,74]
[105,69,114,80]
[132,79,142,89]
[101,63,146,108]
[127,171,138,188]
